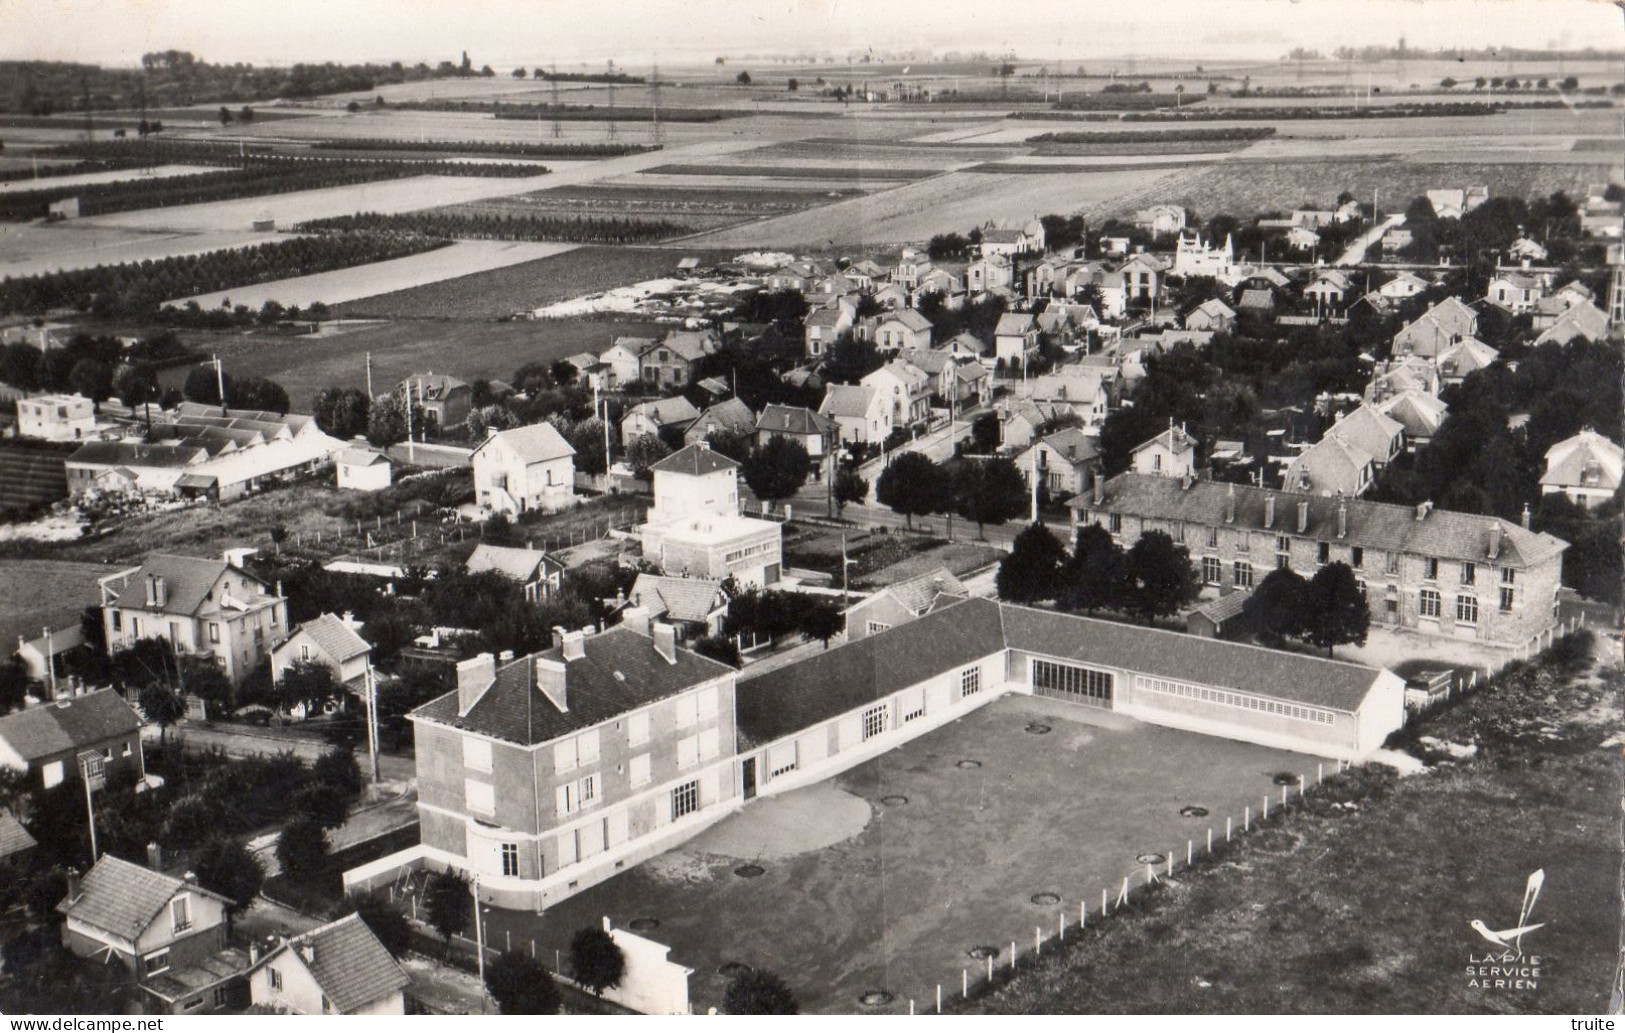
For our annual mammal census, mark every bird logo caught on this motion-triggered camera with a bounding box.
[1469,870,1545,956]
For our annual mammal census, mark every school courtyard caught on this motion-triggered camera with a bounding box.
[480,693,1323,1014]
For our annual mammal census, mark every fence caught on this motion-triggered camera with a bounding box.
[287,504,645,567]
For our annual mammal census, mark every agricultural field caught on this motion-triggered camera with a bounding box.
[443,179,867,235]
[168,239,576,310]
[332,245,719,319]
[0,163,230,195]
[0,223,286,279]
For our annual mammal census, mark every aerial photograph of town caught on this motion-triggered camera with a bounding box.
[0,0,1618,1019]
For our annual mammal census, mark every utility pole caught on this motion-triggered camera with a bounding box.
[472,874,487,993]
[606,69,617,144]
[551,66,562,139]
[43,626,56,699]
[364,664,380,785]
[214,354,227,414]
[405,382,416,462]
[650,60,663,147]
[365,351,374,399]
[78,753,99,863]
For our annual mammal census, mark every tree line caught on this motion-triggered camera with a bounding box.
[396,98,740,123]
[308,137,656,158]
[1025,126,1274,145]
[300,209,692,245]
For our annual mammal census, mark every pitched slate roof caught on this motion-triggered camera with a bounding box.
[804,307,846,329]
[57,855,232,942]
[68,441,207,469]
[113,554,239,616]
[879,309,933,333]
[1435,336,1499,377]
[1036,427,1101,466]
[1192,589,1252,625]
[819,384,880,419]
[336,448,387,468]
[624,397,701,430]
[0,812,36,859]
[881,566,969,615]
[0,691,142,764]
[995,312,1036,336]
[1324,404,1403,460]
[755,404,834,437]
[476,422,575,464]
[1133,425,1196,457]
[1376,390,1449,438]
[630,574,728,624]
[1070,473,1568,569]
[1534,300,1608,346]
[466,544,561,583]
[1238,288,1274,310]
[412,627,734,746]
[1540,429,1624,491]
[1191,298,1236,321]
[659,330,717,363]
[1283,434,1371,494]
[262,914,408,1014]
[688,398,757,438]
[291,613,371,663]
[650,442,740,476]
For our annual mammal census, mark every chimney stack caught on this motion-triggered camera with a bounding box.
[1415,500,1433,522]
[1263,494,1275,529]
[299,943,315,964]
[561,630,587,662]
[65,868,82,904]
[1336,498,1348,539]
[1521,503,1531,530]
[652,622,678,664]
[1092,472,1104,506]
[621,605,651,636]
[1296,500,1309,534]
[551,626,567,649]
[456,653,497,716]
[147,841,163,871]
[1224,482,1236,524]
[1488,521,1503,560]
[536,658,568,712]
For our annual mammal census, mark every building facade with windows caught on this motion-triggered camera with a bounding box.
[471,423,577,516]
[1067,473,1568,648]
[0,690,144,790]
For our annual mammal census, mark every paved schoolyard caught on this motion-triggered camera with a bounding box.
[481,695,1322,1014]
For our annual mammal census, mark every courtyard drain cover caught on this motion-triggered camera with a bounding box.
[629,917,660,933]
[967,945,999,961]
[858,990,895,1008]
[1272,772,1299,786]
[881,794,909,806]
[1030,891,1062,906]
[956,759,983,769]
[1025,723,1052,735]
[718,962,753,979]
[1136,852,1167,866]
[734,864,765,879]
[1179,805,1210,818]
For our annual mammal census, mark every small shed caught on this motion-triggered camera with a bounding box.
[1404,668,1454,711]
[47,197,81,221]
[1185,589,1252,639]
[335,447,392,492]
[251,209,275,232]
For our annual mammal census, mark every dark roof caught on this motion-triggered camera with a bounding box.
[737,597,1005,747]
[289,613,370,663]
[1193,590,1252,625]
[0,812,36,859]
[411,627,734,746]
[1069,473,1567,569]
[630,574,727,623]
[0,691,142,764]
[465,544,561,583]
[650,443,740,476]
[57,855,232,941]
[263,914,408,1014]
[755,404,834,437]
[115,554,250,616]
[67,441,205,469]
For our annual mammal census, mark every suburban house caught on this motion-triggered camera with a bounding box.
[1508,237,1549,262]
[683,397,756,447]
[1185,589,1253,640]
[640,330,717,389]
[861,361,932,427]
[471,423,577,516]
[1391,297,1479,359]
[978,220,1045,257]
[819,385,893,446]
[1030,369,1112,426]
[1533,300,1609,347]
[1485,270,1547,314]
[937,332,990,365]
[395,620,743,910]
[621,397,701,448]
[58,856,248,1014]
[1426,186,1489,220]
[1134,204,1186,235]
[247,913,408,1015]
[1380,226,1414,256]
[1281,435,1376,497]
[952,362,993,407]
[967,253,1015,294]
[1172,232,1235,279]
[1365,356,1442,405]
[1540,429,1624,508]
[465,543,566,602]
[893,248,932,291]
[873,309,933,352]
[994,312,1040,369]
[16,394,99,442]
[646,441,740,524]
[1118,253,1167,306]
[803,305,854,358]
[1184,298,1236,333]
[270,612,371,690]
[754,404,835,472]
[0,689,144,790]
[600,337,658,388]
[1303,269,1354,308]
[1376,390,1450,451]
[1130,424,1198,479]
[1435,336,1499,384]
[998,400,1065,452]
[1069,473,1568,647]
[394,374,470,433]
[641,443,783,587]
[1376,271,1430,301]
[628,574,730,642]
[334,446,391,492]
[1286,226,1321,252]
[843,566,969,640]
[99,554,288,685]
[1017,427,1101,499]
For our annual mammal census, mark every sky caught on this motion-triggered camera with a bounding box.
[0,0,1620,69]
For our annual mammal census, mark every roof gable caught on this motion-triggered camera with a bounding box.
[57,855,232,942]
[264,914,408,1013]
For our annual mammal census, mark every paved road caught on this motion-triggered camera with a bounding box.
[155,720,416,783]
[1335,214,1405,266]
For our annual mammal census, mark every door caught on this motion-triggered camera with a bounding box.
[741,757,757,801]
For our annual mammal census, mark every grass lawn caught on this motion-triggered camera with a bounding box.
[479,695,1322,1014]
[962,637,1619,1014]
[264,823,423,918]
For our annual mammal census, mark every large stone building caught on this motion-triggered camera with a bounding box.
[1068,474,1568,648]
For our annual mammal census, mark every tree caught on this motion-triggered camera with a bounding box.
[725,967,799,1014]
[693,635,742,667]
[486,949,561,1013]
[138,685,185,749]
[736,71,753,84]
[343,891,414,958]
[366,393,409,448]
[799,598,844,648]
[424,871,470,948]
[969,412,1000,454]
[952,457,1028,538]
[113,364,157,409]
[742,436,811,504]
[1243,567,1309,644]
[0,342,43,392]
[275,818,328,878]
[312,387,370,439]
[293,782,350,829]
[1120,530,1198,624]
[239,105,254,122]
[192,837,264,919]
[822,334,882,383]
[997,523,1068,605]
[275,660,339,719]
[313,748,364,796]
[0,658,31,717]
[787,78,798,92]
[68,358,112,403]
[570,925,626,996]
[833,467,868,514]
[875,452,949,529]
[1301,561,1370,656]
[625,433,670,476]
[512,67,528,79]
[1060,523,1126,613]
[218,105,233,125]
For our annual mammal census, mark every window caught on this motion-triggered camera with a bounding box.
[627,712,650,748]
[1500,586,1515,613]
[1233,560,1254,588]
[675,694,699,729]
[131,617,141,637]
[1201,556,1222,585]
[768,741,797,778]
[1386,551,1400,575]
[267,967,282,992]
[1033,660,1113,704]
[1317,542,1330,565]
[299,643,311,661]
[462,737,493,774]
[677,736,699,770]
[1500,566,1516,585]
[465,779,496,816]
[1419,588,1441,619]
[121,742,132,758]
[1152,454,1162,472]
[144,950,172,976]
[501,842,520,877]
[629,753,651,788]
[1460,562,1476,586]
[1456,594,1479,625]
[578,773,598,808]
[1108,513,1122,534]
[1423,557,1439,581]
[111,611,121,632]
[1351,547,1364,569]
[1206,526,1219,549]
[867,621,892,635]
[208,623,220,644]
[899,686,925,722]
[960,665,982,698]
[41,761,63,789]
[170,895,192,934]
[861,703,890,741]
[213,987,230,1008]
[672,780,700,819]
[1135,675,1334,725]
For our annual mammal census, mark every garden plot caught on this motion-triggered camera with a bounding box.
[453,178,863,234]
[170,240,576,310]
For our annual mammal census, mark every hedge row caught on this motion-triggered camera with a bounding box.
[308,137,657,158]
[1024,126,1276,144]
[299,210,692,244]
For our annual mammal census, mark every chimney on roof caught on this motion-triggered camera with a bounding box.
[1180,471,1193,491]
[551,626,567,649]
[1521,503,1532,530]
[1488,521,1503,560]
[456,653,497,717]
[182,870,197,884]
[1296,500,1309,534]
[498,649,514,662]
[1263,494,1276,529]
[147,842,162,871]
[1092,472,1104,506]
[299,943,315,964]
[561,630,587,662]
[536,657,568,712]
[1415,500,1433,522]
[652,622,678,665]
[1225,483,1237,524]
[621,605,651,636]
[1337,498,1348,539]
[65,868,81,904]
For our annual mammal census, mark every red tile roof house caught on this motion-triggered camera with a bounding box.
[57,855,249,1014]
[0,689,144,790]
[246,913,408,1015]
